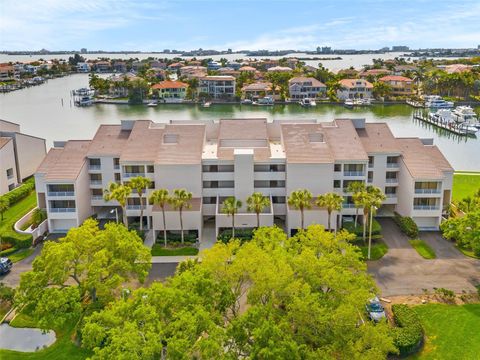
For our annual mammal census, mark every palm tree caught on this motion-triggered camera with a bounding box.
[169,189,192,243]
[221,197,242,238]
[316,192,343,231]
[246,192,271,228]
[288,189,313,230]
[104,182,132,227]
[149,189,169,247]
[129,176,152,231]
[347,181,366,227]
[359,186,386,245]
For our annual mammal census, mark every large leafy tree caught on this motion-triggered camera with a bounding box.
[316,192,343,231]
[128,176,152,231]
[246,192,271,228]
[169,189,192,243]
[288,189,313,230]
[441,210,480,256]
[149,189,170,246]
[83,224,396,359]
[221,196,242,238]
[104,182,132,227]
[15,219,151,330]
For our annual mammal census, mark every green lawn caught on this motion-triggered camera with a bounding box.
[0,312,91,360]
[358,240,389,260]
[456,244,480,259]
[410,304,480,359]
[452,173,480,201]
[8,248,35,263]
[409,239,436,259]
[151,244,199,256]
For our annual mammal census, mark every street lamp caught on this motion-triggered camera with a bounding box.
[110,208,118,223]
[368,205,377,260]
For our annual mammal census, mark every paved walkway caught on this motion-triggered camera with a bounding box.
[368,219,480,296]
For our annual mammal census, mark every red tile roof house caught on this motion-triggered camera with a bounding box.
[359,68,392,79]
[337,79,374,100]
[288,77,327,100]
[241,82,280,100]
[151,80,188,102]
[379,75,414,96]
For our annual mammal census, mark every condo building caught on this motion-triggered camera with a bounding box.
[34,118,453,238]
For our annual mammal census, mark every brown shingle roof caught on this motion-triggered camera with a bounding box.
[288,77,326,87]
[87,125,130,157]
[338,79,373,89]
[323,120,368,161]
[218,119,268,141]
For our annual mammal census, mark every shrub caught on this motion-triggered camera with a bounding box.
[394,212,419,238]
[434,287,455,302]
[342,219,382,236]
[0,283,15,302]
[217,228,254,243]
[391,304,424,356]
[157,232,198,243]
[0,177,35,207]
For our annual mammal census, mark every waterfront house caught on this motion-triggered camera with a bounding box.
[151,80,188,101]
[379,75,414,97]
[217,67,239,77]
[337,79,373,100]
[149,61,167,70]
[288,77,326,100]
[359,68,391,79]
[241,82,278,100]
[239,66,257,73]
[393,65,418,76]
[95,61,111,73]
[168,62,184,71]
[226,61,242,70]
[440,64,473,74]
[337,68,359,78]
[267,66,293,73]
[34,118,452,234]
[180,66,207,77]
[198,75,236,99]
[108,73,142,97]
[1,119,46,195]
[113,61,127,73]
[76,62,90,73]
[0,64,15,80]
[207,61,222,71]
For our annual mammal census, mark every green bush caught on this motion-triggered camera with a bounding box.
[157,232,198,243]
[217,228,254,243]
[394,212,419,238]
[0,177,35,207]
[342,219,382,236]
[0,283,15,302]
[391,304,424,356]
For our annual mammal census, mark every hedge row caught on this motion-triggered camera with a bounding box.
[393,212,419,238]
[342,219,382,236]
[0,177,35,207]
[156,232,198,243]
[218,228,254,243]
[391,304,424,356]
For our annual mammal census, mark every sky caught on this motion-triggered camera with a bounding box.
[1,0,480,52]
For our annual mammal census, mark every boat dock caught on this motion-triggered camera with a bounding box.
[413,110,472,136]
[406,99,424,108]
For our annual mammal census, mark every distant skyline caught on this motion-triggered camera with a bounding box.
[1,0,480,52]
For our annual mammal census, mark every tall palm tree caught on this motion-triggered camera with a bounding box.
[347,181,366,227]
[129,176,152,231]
[316,192,343,231]
[104,182,132,227]
[288,189,313,230]
[359,186,386,244]
[221,197,242,238]
[246,192,271,228]
[149,189,169,247]
[169,189,192,243]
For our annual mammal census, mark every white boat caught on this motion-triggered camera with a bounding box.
[147,101,158,107]
[457,123,478,135]
[255,96,274,106]
[299,98,316,107]
[75,96,94,107]
[344,99,354,107]
[359,98,371,106]
[73,87,94,96]
[202,101,211,108]
[424,95,454,109]
[451,106,479,128]
[241,99,253,105]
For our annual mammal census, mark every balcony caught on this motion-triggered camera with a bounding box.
[88,164,101,170]
[48,191,74,197]
[90,180,102,185]
[413,205,440,210]
[343,171,366,177]
[386,163,399,169]
[91,195,103,200]
[114,164,120,170]
[386,193,397,198]
[386,178,399,184]
[414,189,441,194]
[342,203,356,208]
[50,208,76,213]
[126,205,146,210]
[368,163,374,168]
[123,172,145,178]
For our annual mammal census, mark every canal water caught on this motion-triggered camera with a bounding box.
[0,74,479,171]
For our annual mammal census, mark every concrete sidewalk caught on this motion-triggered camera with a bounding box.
[151,255,197,263]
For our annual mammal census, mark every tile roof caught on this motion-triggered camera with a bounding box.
[87,125,130,156]
[323,120,368,161]
[0,137,12,150]
[37,140,91,181]
[241,82,272,92]
[218,119,268,141]
[288,77,326,87]
[338,79,373,89]
[151,80,188,90]
[200,75,235,81]
[379,75,413,82]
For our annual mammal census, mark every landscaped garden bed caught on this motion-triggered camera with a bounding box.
[151,244,199,256]
[409,239,436,259]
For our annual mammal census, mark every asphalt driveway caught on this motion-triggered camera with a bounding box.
[368,219,480,296]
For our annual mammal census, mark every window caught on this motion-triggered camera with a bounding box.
[113,158,120,167]
[114,173,121,182]
[272,196,286,204]
[202,197,217,204]
[147,165,154,173]
[334,164,341,172]
[6,168,14,179]
[89,158,100,166]
[368,156,374,167]
[333,180,341,188]
[90,174,102,182]
[368,171,373,183]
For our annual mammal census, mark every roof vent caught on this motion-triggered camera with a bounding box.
[163,134,179,144]
[308,133,324,143]
[53,141,67,148]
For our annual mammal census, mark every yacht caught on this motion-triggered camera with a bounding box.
[202,101,211,108]
[299,98,316,107]
[255,96,274,106]
[451,106,479,128]
[75,96,94,107]
[359,98,371,106]
[428,109,455,124]
[344,99,354,107]
[457,123,478,135]
[241,99,253,105]
[424,95,454,109]
[147,101,158,107]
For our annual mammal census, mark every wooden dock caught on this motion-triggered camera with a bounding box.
[406,99,424,108]
[413,110,471,136]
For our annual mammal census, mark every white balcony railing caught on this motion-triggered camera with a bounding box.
[91,195,103,200]
[50,208,76,213]
[413,205,440,210]
[88,164,101,170]
[90,180,102,185]
[123,172,145,178]
[414,189,441,194]
[114,165,120,170]
[343,171,366,177]
[386,193,397,198]
[386,178,398,183]
[48,191,74,197]
[342,204,356,208]
[386,163,399,168]
[126,205,146,210]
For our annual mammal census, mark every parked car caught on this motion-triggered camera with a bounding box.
[0,257,13,275]
[366,296,386,322]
